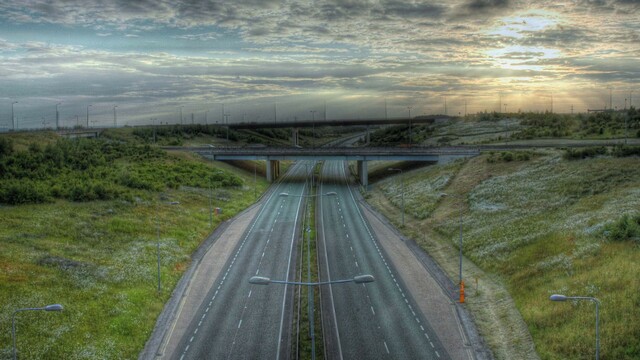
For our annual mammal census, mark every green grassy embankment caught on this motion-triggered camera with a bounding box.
[367,149,640,359]
[0,132,269,358]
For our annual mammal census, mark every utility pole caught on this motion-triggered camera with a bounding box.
[86,104,92,128]
[55,103,61,130]
[180,106,184,124]
[609,87,613,111]
[113,105,118,128]
[11,101,17,131]
[444,95,447,115]
[464,99,467,117]
[384,98,388,120]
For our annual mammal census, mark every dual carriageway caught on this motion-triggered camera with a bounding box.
[146,158,462,359]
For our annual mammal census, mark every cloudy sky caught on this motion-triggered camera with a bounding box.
[1,0,639,129]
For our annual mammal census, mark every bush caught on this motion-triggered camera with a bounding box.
[0,179,50,204]
[0,137,13,156]
[603,214,640,243]
[611,145,640,157]
[563,147,608,160]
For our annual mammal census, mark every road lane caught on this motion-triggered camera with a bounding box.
[318,160,450,360]
[173,162,311,360]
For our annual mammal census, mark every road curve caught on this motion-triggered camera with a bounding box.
[318,160,450,360]
[171,162,311,359]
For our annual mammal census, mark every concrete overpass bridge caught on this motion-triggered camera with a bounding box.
[167,145,479,187]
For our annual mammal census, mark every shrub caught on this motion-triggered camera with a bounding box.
[0,179,50,204]
[611,145,640,157]
[603,214,640,243]
[563,147,608,160]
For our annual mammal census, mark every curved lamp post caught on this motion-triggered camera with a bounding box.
[12,304,64,360]
[250,274,374,360]
[388,168,404,226]
[550,294,600,359]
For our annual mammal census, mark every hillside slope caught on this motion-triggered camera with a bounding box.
[367,149,640,359]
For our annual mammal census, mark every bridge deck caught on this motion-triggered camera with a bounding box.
[172,146,480,161]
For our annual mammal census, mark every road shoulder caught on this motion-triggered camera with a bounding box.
[139,203,262,359]
[357,195,492,360]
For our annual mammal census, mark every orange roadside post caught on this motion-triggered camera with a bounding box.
[460,280,465,303]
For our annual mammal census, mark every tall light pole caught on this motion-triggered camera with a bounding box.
[550,294,600,360]
[249,274,374,360]
[407,106,413,146]
[204,110,209,125]
[441,193,465,303]
[180,106,184,125]
[11,101,18,131]
[55,103,61,130]
[113,105,118,128]
[608,87,613,111]
[281,183,336,359]
[388,168,404,227]
[310,110,317,148]
[157,199,180,292]
[86,104,92,128]
[12,304,64,360]
[630,90,634,109]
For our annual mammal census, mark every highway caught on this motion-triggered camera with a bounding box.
[318,160,450,360]
[172,162,311,359]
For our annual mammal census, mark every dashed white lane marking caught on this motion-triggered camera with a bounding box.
[371,306,376,315]
[335,162,440,357]
[384,341,390,354]
[179,184,293,359]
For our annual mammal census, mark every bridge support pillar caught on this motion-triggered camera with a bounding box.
[357,160,368,188]
[266,160,280,182]
[291,128,299,146]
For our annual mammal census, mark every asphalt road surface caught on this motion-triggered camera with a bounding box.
[173,162,312,360]
[318,160,450,360]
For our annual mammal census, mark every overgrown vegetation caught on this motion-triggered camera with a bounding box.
[564,145,640,160]
[369,150,640,359]
[367,109,640,147]
[0,138,242,205]
[0,132,269,359]
[603,214,640,243]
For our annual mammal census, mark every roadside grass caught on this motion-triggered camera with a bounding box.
[0,143,270,358]
[367,151,640,359]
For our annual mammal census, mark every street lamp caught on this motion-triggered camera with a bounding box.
[279,192,337,197]
[11,101,18,131]
[249,274,374,360]
[550,294,600,360]
[55,103,61,130]
[86,104,92,128]
[12,304,64,360]
[249,274,375,285]
[441,192,465,303]
[156,199,180,292]
[387,168,404,227]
